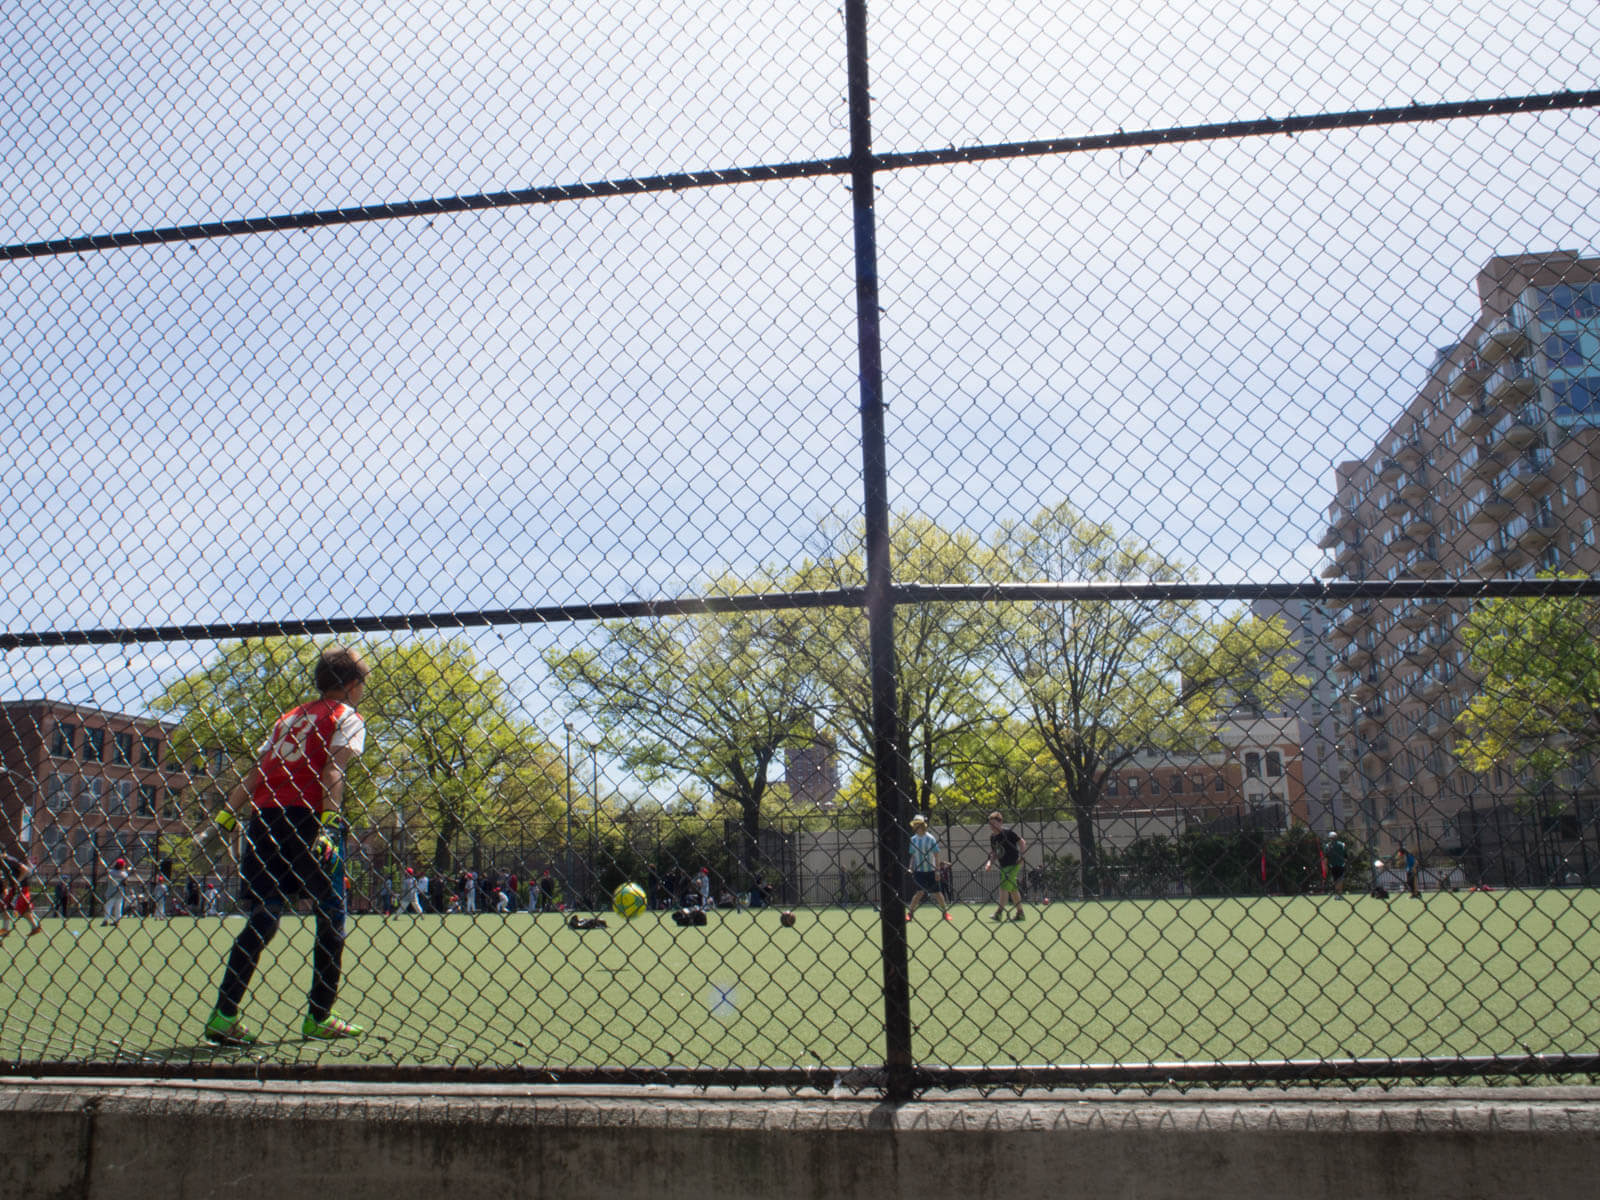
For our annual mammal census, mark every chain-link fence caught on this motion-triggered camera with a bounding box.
[3,1,1600,1096]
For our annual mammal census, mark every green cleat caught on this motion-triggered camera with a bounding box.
[302,1011,364,1040]
[203,1009,258,1047]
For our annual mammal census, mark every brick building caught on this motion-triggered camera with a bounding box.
[0,700,208,889]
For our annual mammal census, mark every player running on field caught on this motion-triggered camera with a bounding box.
[0,851,45,937]
[984,811,1027,922]
[200,645,371,1046]
[905,815,952,921]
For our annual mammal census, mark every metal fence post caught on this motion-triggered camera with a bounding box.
[843,0,915,1102]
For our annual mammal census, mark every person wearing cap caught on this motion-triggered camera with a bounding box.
[390,866,423,919]
[905,815,952,922]
[101,857,132,926]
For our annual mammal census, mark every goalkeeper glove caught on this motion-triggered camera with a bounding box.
[195,808,239,858]
[313,811,346,869]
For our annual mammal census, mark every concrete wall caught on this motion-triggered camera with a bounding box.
[5,1078,1600,1200]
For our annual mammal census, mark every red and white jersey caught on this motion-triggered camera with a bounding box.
[252,698,366,814]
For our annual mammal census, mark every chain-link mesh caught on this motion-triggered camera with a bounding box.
[3,0,1600,1094]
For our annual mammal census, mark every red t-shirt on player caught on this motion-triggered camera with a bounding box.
[252,698,366,814]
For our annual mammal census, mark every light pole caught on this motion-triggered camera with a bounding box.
[589,742,600,902]
[563,723,574,909]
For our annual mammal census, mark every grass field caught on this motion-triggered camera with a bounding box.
[3,888,1599,1075]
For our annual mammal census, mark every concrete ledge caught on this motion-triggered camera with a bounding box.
[4,1078,1600,1199]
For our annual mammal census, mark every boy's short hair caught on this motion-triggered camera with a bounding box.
[988,811,1004,823]
[910,815,927,828]
[314,645,371,693]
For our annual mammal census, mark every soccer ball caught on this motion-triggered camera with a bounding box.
[779,910,796,928]
[611,882,647,920]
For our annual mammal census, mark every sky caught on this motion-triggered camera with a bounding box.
[2,0,1598,739]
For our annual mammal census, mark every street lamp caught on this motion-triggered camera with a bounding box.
[589,741,600,901]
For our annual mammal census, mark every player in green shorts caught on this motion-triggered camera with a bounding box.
[984,811,1027,922]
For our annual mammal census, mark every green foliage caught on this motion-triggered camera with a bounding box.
[1453,585,1600,787]
[543,579,823,884]
[788,514,994,816]
[151,636,562,877]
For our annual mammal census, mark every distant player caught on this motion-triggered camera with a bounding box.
[1324,832,1349,898]
[984,812,1027,922]
[0,851,45,937]
[1398,843,1421,899]
[102,857,131,925]
[200,645,370,1046]
[905,815,952,921]
[390,867,422,918]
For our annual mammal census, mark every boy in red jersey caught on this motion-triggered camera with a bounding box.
[0,851,45,937]
[201,646,370,1046]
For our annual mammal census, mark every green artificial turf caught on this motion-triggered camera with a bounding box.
[2,888,1597,1075]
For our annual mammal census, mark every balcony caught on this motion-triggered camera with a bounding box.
[1484,356,1537,406]
[1335,602,1373,637]
[1516,514,1559,554]
[1487,405,1542,457]
[1498,450,1555,500]
[1398,472,1429,504]
[1377,457,1403,485]
[1342,642,1373,672]
[1356,704,1385,736]
[1459,401,1499,436]
[1401,553,1452,579]
[1395,439,1425,470]
[1352,672,1380,702]
[1489,539,1532,572]
[1400,508,1436,540]
[1479,315,1530,362]
[1447,353,1489,399]
[1418,674,1445,701]
[1398,600,1436,630]
[1468,490,1515,528]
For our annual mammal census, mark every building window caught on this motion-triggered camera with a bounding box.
[1106,776,1118,797]
[1545,331,1586,369]
[1170,774,1184,795]
[82,727,105,763]
[51,723,76,758]
[137,784,158,816]
[1266,751,1283,777]
[139,735,161,769]
[1129,776,1142,798]
[1535,282,1600,322]
[113,731,134,767]
[1150,775,1162,795]
[75,776,104,815]
[1245,752,1262,778]
[107,779,133,815]
[1213,777,1225,792]
[45,774,72,813]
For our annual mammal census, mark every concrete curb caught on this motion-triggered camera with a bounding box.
[4,1078,1600,1199]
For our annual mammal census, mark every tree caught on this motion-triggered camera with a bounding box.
[790,514,993,815]
[1177,610,1308,719]
[1452,587,1600,786]
[987,503,1207,895]
[542,571,823,888]
[151,637,562,880]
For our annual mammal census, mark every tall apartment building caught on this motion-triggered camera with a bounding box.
[1250,597,1350,833]
[1318,251,1600,879]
